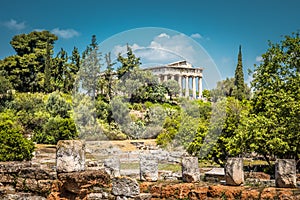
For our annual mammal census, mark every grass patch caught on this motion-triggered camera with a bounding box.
[158,163,181,172]
[198,160,221,168]
[120,162,139,170]
[243,160,271,166]
[120,162,181,172]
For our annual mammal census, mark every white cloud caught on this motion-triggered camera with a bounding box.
[190,33,202,39]
[108,29,221,88]
[157,33,170,38]
[112,43,141,56]
[256,56,263,62]
[4,19,26,30]
[112,33,198,64]
[51,28,79,39]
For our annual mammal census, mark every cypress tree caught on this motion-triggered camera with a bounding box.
[234,45,245,100]
[44,40,52,92]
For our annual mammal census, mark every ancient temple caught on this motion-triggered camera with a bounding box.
[146,60,203,98]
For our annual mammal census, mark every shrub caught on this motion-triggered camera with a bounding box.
[34,116,78,144]
[46,92,71,118]
[0,110,35,161]
[0,129,35,161]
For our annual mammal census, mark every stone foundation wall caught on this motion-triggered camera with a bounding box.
[0,140,299,199]
[0,161,56,199]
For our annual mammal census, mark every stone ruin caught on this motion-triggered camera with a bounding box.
[181,157,201,183]
[225,157,244,186]
[275,159,297,188]
[0,140,299,199]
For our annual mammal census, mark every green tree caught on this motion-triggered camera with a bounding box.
[210,77,250,102]
[52,48,68,91]
[76,35,102,100]
[45,92,71,118]
[44,39,52,92]
[10,31,57,56]
[210,78,236,102]
[71,47,80,71]
[234,45,245,100]
[117,45,141,79]
[188,97,250,166]
[232,32,300,166]
[0,73,13,111]
[0,31,58,92]
[103,52,116,102]
[7,93,47,136]
[162,79,180,100]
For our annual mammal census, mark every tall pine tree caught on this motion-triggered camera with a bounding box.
[117,45,141,79]
[234,45,245,100]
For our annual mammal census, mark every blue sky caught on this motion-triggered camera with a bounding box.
[1,0,299,88]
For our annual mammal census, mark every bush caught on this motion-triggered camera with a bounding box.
[34,116,78,144]
[0,129,35,161]
[46,92,71,118]
[7,92,48,135]
[0,110,35,161]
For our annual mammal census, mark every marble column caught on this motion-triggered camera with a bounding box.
[157,75,161,83]
[164,74,168,81]
[178,75,182,96]
[185,76,189,97]
[198,76,203,98]
[171,75,175,80]
[192,76,196,99]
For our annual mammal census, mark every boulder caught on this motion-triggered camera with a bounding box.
[56,140,85,173]
[275,159,297,188]
[225,158,244,186]
[140,155,158,181]
[181,157,200,182]
[112,176,140,197]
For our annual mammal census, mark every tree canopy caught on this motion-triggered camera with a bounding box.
[231,32,300,165]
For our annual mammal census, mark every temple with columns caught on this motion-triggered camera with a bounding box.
[145,60,203,99]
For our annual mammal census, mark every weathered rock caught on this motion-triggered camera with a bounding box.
[112,176,140,197]
[104,157,120,177]
[181,157,200,182]
[0,161,31,173]
[56,140,85,173]
[245,171,271,180]
[57,170,110,194]
[204,167,225,182]
[140,155,158,181]
[225,157,244,186]
[87,192,111,199]
[275,159,297,188]
[1,193,46,200]
[15,178,39,192]
[137,193,152,200]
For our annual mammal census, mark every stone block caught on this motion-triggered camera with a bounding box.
[140,155,158,181]
[225,158,244,186]
[104,157,120,177]
[56,140,85,173]
[275,159,296,188]
[181,157,200,182]
[112,176,140,197]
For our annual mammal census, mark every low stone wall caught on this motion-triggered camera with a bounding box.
[140,182,300,200]
[0,161,56,199]
[0,140,300,199]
